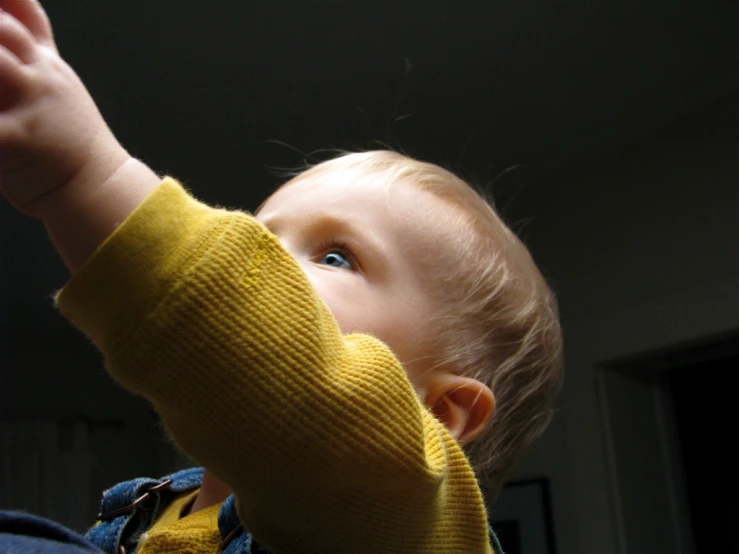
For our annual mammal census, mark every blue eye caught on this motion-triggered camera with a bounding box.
[319,251,352,269]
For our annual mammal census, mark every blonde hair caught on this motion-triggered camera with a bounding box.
[287,150,563,498]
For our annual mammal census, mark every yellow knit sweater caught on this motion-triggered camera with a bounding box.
[57,179,493,553]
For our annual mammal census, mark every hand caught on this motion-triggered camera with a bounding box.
[0,0,129,218]
[1,0,160,272]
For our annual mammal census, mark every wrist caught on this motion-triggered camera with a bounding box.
[40,155,162,272]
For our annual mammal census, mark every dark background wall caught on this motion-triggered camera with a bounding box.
[2,1,737,552]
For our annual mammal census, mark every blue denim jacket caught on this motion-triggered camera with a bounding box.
[84,468,263,554]
[85,468,504,554]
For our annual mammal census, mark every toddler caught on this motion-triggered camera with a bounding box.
[0,1,562,552]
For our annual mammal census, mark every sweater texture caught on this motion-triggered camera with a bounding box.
[58,179,495,553]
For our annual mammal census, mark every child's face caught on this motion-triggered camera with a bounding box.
[256,170,455,392]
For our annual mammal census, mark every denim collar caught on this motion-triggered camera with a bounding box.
[84,468,260,553]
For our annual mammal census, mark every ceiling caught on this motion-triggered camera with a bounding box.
[2,0,737,330]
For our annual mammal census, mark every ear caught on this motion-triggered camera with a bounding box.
[423,373,496,446]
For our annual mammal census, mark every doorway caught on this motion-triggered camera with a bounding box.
[667,352,739,553]
[599,334,739,554]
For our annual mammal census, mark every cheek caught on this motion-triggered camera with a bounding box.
[302,267,364,334]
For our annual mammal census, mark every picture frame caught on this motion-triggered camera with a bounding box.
[489,477,557,554]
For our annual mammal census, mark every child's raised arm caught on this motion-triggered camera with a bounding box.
[2,3,496,551]
[0,0,160,271]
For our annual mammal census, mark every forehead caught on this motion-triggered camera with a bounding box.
[259,168,459,246]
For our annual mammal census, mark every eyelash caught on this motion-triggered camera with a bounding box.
[316,240,360,270]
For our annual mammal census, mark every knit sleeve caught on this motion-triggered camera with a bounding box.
[56,179,493,554]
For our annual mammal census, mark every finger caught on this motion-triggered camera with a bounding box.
[0,45,29,110]
[0,0,55,50]
[0,8,38,64]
